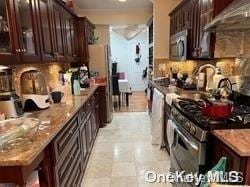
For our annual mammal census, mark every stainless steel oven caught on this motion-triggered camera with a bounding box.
[170,118,207,186]
[170,30,188,61]
[171,118,206,173]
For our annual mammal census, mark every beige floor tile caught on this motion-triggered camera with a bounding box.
[134,142,155,151]
[93,142,115,153]
[110,177,138,187]
[113,151,135,162]
[89,152,114,163]
[135,162,163,176]
[153,150,170,161]
[135,150,158,162]
[138,176,172,187]
[112,162,137,177]
[114,143,134,152]
[81,178,110,187]
[85,160,113,178]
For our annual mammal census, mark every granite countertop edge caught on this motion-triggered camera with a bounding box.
[0,85,99,167]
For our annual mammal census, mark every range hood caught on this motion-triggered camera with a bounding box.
[204,0,250,32]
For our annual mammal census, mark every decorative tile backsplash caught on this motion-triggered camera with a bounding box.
[9,63,70,95]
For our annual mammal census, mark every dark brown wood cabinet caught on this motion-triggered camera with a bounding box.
[0,0,87,65]
[36,0,55,62]
[77,17,96,67]
[51,0,66,62]
[170,0,233,59]
[211,135,250,185]
[50,90,101,187]
[0,0,20,64]
[14,0,41,63]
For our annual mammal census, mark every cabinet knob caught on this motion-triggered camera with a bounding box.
[16,49,21,53]
[21,49,26,53]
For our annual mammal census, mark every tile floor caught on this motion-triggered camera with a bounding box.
[81,112,171,187]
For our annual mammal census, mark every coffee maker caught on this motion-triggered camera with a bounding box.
[21,70,50,111]
[0,66,23,118]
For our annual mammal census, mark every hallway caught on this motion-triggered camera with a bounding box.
[81,112,171,187]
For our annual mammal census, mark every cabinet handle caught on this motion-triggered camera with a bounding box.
[16,49,21,53]
[21,49,26,53]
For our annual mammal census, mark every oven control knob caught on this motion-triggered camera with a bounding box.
[178,116,183,122]
[185,122,191,129]
[190,125,196,135]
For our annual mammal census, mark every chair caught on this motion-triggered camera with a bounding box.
[112,74,121,108]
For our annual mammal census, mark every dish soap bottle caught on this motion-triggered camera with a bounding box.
[73,79,81,96]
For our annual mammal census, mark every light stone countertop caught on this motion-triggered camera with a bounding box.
[0,85,99,166]
[212,129,250,157]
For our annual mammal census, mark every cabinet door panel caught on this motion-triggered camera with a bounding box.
[37,0,54,62]
[51,1,65,61]
[15,0,41,62]
[0,0,19,64]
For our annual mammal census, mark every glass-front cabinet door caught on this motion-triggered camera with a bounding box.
[0,0,19,64]
[14,0,41,63]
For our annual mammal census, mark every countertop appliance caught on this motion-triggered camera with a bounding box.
[0,66,23,118]
[21,70,50,111]
[169,95,250,186]
[170,30,188,61]
[89,44,113,123]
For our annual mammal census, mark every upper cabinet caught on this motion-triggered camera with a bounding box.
[36,0,55,62]
[77,17,95,66]
[14,0,41,63]
[51,0,66,62]
[170,0,233,60]
[0,0,19,64]
[0,0,83,65]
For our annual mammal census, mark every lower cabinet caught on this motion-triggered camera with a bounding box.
[211,136,250,185]
[49,91,100,187]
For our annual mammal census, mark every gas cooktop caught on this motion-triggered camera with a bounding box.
[173,99,250,131]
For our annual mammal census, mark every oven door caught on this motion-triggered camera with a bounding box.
[171,120,206,173]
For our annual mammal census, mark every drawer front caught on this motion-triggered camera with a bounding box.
[53,115,79,162]
[78,104,87,125]
[80,120,88,163]
[54,131,82,187]
[66,158,82,187]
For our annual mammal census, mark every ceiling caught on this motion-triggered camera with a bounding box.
[74,0,153,10]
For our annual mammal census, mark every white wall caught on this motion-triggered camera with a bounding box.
[153,0,181,59]
[110,29,149,91]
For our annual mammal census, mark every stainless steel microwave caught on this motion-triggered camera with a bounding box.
[170,30,188,61]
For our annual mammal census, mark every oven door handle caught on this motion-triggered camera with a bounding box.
[175,128,198,151]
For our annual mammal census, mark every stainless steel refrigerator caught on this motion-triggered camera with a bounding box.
[88,44,113,123]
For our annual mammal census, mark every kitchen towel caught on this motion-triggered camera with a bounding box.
[167,119,177,152]
[151,88,165,148]
[165,93,179,106]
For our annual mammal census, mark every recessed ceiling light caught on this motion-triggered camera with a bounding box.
[118,0,127,2]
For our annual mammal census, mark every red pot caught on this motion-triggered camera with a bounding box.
[202,99,233,119]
